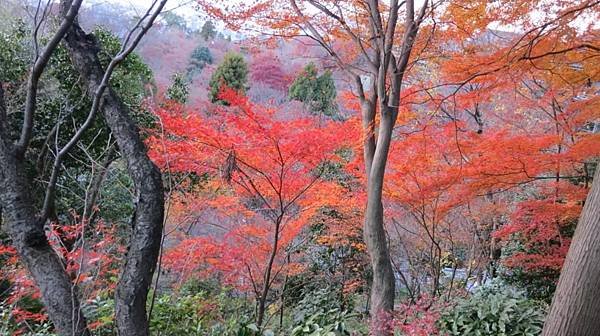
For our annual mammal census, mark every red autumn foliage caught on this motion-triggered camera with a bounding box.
[148,88,354,314]
[0,218,122,332]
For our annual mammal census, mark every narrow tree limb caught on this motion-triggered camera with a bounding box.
[41,0,167,222]
[16,0,83,156]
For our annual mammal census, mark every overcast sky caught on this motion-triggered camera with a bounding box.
[92,0,598,34]
[89,0,202,21]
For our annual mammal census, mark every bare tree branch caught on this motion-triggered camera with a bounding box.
[41,0,167,222]
[16,0,83,156]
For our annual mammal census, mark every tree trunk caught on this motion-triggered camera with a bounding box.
[541,166,600,336]
[256,216,282,328]
[1,78,90,336]
[0,143,89,336]
[364,111,396,335]
[63,19,164,336]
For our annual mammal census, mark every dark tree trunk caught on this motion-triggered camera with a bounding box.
[541,167,600,336]
[1,71,90,336]
[256,216,282,328]
[0,143,89,336]
[62,19,164,336]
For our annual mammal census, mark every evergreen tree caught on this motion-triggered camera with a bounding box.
[187,45,213,79]
[166,73,189,103]
[208,52,249,104]
[200,20,216,41]
[289,63,337,116]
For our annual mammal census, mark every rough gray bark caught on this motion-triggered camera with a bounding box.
[0,2,91,334]
[0,147,90,336]
[541,166,600,336]
[62,12,165,336]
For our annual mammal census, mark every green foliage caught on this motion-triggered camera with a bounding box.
[187,45,213,79]
[289,287,362,336]
[288,63,337,117]
[95,162,136,229]
[0,19,33,140]
[46,28,153,224]
[80,286,258,336]
[82,296,115,336]
[0,19,153,224]
[149,293,210,335]
[291,309,357,336]
[439,282,546,336]
[40,26,154,154]
[167,73,190,103]
[499,266,558,304]
[93,28,154,120]
[200,21,217,41]
[149,290,256,336]
[314,148,354,188]
[0,19,28,82]
[209,52,249,104]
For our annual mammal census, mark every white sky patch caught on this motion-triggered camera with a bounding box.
[94,0,598,38]
[87,0,204,27]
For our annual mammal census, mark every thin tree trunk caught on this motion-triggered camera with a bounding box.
[83,144,117,224]
[62,15,165,336]
[364,112,396,335]
[541,167,600,336]
[256,216,282,328]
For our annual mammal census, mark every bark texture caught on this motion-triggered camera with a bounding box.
[62,19,164,336]
[0,2,90,333]
[0,140,90,336]
[541,166,600,336]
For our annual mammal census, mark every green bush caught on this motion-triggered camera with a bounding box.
[439,282,546,336]
[208,52,249,104]
[290,309,357,336]
[81,287,257,336]
[289,287,362,336]
[288,63,337,117]
[148,291,255,336]
[167,73,190,103]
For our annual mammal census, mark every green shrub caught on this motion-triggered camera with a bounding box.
[208,52,249,104]
[187,45,213,79]
[167,73,190,103]
[82,289,256,336]
[289,287,362,336]
[291,308,357,336]
[288,63,337,117]
[439,282,546,336]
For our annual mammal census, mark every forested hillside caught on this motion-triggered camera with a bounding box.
[0,1,599,335]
